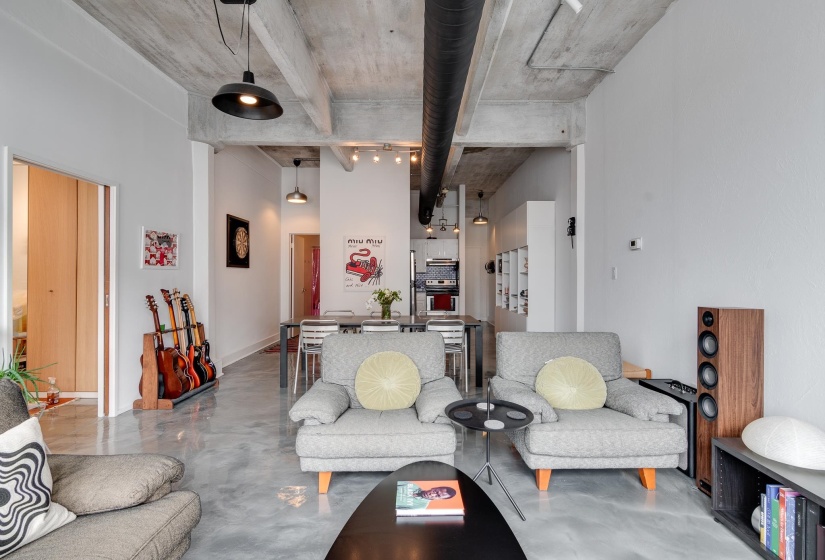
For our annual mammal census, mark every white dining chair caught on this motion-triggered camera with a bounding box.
[426,319,468,393]
[369,310,401,317]
[324,310,356,332]
[294,319,339,394]
[360,319,401,333]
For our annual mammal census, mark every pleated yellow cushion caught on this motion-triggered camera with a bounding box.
[535,356,606,410]
[355,351,421,411]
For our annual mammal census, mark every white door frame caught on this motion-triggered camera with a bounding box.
[1,146,118,417]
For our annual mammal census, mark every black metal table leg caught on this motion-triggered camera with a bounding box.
[279,324,288,388]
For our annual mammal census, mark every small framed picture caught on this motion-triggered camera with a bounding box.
[226,214,250,268]
[141,228,179,269]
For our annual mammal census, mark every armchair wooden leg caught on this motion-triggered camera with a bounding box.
[536,469,551,491]
[319,472,332,494]
[638,468,656,490]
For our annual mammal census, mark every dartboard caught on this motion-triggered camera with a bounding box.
[234,227,249,258]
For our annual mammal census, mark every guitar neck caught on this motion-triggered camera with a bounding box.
[145,296,166,350]
[184,295,203,346]
[160,289,181,348]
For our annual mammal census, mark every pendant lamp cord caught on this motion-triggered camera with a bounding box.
[213,0,249,57]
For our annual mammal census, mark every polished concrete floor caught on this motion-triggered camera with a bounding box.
[40,327,757,559]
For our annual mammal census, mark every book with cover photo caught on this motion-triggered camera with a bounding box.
[396,480,465,517]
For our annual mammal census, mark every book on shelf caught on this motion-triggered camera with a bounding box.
[395,480,464,517]
[767,484,782,552]
[761,493,767,545]
[783,489,800,559]
[794,496,806,560]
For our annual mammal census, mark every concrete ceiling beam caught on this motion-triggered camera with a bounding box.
[249,0,333,135]
[188,94,584,148]
[328,146,356,172]
[455,0,513,137]
[441,146,464,187]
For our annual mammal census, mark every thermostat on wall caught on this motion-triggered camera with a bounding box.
[630,238,642,251]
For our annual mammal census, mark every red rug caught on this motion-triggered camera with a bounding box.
[262,336,299,354]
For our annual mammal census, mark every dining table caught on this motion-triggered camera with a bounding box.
[278,315,484,389]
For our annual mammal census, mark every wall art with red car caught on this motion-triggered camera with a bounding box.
[344,236,384,291]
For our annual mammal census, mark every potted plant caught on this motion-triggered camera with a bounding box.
[0,345,52,409]
[367,288,403,319]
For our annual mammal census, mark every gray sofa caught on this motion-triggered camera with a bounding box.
[0,379,201,559]
[289,332,462,493]
[490,332,687,491]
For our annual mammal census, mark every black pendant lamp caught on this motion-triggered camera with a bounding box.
[212,1,283,120]
[473,191,488,225]
[286,159,308,204]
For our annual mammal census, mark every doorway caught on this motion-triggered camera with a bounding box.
[11,161,110,410]
[290,234,320,318]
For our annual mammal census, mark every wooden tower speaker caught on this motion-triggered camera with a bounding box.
[695,307,764,496]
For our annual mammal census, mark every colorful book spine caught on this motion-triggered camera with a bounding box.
[785,491,799,560]
[766,485,781,552]
[794,496,806,560]
[805,499,820,560]
[760,493,767,545]
[780,488,787,559]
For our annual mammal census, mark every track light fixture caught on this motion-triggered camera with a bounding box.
[211,0,283,120]
[373,154,380,163]
[285,158,308,204]
[395,152,402,164]
[473,191,488,225]
[453,224,460,234]
[410,152,418,163]
[352,148,359,162]
[349,145,419,166]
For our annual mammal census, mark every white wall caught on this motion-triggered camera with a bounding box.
[584,0,825,428]
[280,166,320,320]
[486,148,575,330]
[319,148,411,314]
[464,212,489,321]
[213,146,281,365]
[0,1,193,415]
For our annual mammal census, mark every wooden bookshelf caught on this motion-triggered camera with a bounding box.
[712,438,824,559]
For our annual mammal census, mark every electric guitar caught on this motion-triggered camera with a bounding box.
[160,289,195,391]
[176,289,209,385]
[140,295,189,399]
[183,294,216,381]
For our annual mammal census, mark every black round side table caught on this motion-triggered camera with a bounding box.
[446,397,533,520]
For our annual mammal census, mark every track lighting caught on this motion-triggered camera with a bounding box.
[352,148,359,162]
[373,154,380,163]
[395,152,402,164]
[410,152,418,163]
[453,224,460,234]
[426,224,433,233]
[348,145,418,166]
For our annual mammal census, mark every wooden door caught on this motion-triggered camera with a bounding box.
[292,235,305,318]
[75,181,99,391]
[27,167,78,391]
[302,237,318,316]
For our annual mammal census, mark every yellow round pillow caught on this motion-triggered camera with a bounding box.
[535,356,606,410]
[355,351,421,411]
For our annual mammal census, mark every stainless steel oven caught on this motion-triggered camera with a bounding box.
[425,280,459,315]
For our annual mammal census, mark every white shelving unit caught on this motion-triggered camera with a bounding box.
[494,202,554,332]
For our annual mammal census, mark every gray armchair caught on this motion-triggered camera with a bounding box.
[0,379,200,559]
[289,332,462,493]
[491,332,687,491]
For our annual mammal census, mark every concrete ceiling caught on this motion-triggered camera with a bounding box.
[259,146,320,168]
[73,0,676,207]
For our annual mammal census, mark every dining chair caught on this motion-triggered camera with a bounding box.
[369,310,401,317]
[426,319,468,393]
[360,319,401,333]
[294,320,339,394]
[323,310,356,332]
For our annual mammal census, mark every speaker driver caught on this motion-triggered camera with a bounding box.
[698,394,718,421]
[702,311,714,327]
[699,331,718,357]
[698,362,718,389]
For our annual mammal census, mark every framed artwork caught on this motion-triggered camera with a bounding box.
[226,214,250,268]
[141,228,179,269]
[344,235,384,291]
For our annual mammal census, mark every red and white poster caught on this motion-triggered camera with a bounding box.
[344,236,384,291]
[141,227,179,269]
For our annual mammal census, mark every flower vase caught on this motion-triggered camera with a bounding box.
[381,303,392,319]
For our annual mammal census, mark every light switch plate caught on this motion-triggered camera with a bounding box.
[630,238,642,251]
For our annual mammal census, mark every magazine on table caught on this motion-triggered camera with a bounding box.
[395,480,465,517]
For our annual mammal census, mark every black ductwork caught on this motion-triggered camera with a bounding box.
[418,0,485,225]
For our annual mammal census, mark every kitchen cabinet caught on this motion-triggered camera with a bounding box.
[424,239,458,260]
[411,240,427,272]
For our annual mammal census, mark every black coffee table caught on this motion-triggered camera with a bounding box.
[325,461,526,560]
[446,398,533,520]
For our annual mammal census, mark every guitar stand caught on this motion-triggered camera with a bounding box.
[472,430,527,521]
[133,327,219,410]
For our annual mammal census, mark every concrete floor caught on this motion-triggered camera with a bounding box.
[40,327,758,559]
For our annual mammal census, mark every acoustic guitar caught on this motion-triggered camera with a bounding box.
[183,294,216,381]
[140,295,189,399]
[160,289,197,390]
[176,289,209,385]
